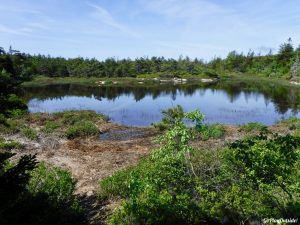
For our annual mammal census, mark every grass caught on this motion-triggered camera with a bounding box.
[22,75,141,87]
[225,72,297,88]
[21,126,38,140]
[21,72,300,89]
[277,117,300,136]
[239,122,268,132]
[278,116,300,130]
[0,138,23,150]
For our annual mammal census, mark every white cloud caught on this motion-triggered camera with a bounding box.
[87,2,141,38]
[0,24,31,36]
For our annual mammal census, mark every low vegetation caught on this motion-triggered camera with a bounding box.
[152,105,225,140]
[0,138,22,150]
[0,110,108,140]
[278,116,300,131]
[0,153,86,225]
[239,122,268,133]
[197,123,225,140]
[20,126,38,140]
[65,121,99,139]
[100,107,300,225]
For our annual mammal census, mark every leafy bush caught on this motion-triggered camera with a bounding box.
[0,152,37,225]
[99,166,134,200]
[65,121,99,139]
[194,133,300,224]
[0,117,23,134]
[28,162,81,210]
[198,123,225,140]
[0,154,86,225]
[101,108,205,224]
[21,126,38,140]
[101,107,300,225]
[152,105,185,130]
[42,121,60,133]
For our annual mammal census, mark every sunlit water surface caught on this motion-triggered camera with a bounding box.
[24,82,300,126]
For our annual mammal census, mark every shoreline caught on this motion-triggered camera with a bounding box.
[21,74,300,88]
[1,110,298,224]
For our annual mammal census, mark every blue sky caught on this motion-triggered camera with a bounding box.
[0,0,299,60]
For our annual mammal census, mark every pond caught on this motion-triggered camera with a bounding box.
[23,81,300,126]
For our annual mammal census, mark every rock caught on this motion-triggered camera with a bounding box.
[201,78,214,83]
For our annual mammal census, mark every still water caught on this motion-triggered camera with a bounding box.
[24,81,300,126]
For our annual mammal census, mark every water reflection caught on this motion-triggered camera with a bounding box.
[23,82,300,126]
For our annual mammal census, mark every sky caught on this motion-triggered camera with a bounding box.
[0,0,299,61]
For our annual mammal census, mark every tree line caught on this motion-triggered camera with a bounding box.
[1,38,299,79]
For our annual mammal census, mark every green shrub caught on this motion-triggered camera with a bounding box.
[239,122,267,132]
[42,121,60,133]
[105,80,113,85]
[65,121,99,139]
[0,118,23,134]
[101,107,300,225]
[1,94,27,117]
[9,109,27,118]
[28,162,80,210]
[21,126,38,140]
[199,123,225,140]
[152,105,185,130]
[0,113,7,125]
[102,108,205,224]
[99,166,134,200]
[0,155,86,225]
